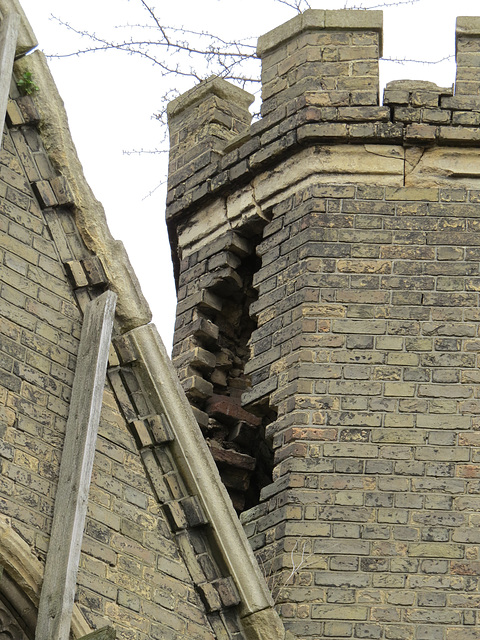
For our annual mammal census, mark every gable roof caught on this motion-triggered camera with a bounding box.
[0,2,284,638]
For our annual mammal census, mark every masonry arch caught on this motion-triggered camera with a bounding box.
[0,571,35,640]
[0,516,91,639]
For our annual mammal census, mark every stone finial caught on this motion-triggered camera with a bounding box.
[455,16,480,95]
[257,9,383,115]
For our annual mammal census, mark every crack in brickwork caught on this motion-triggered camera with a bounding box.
[172,230,274,512]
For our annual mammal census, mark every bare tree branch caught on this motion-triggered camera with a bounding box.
[344,0,420,9]
[46,0,452,172]
[383,54,454,65]
[273,0,311,13]
[48,12,259,86]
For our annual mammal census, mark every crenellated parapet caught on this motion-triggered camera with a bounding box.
[257,9,383,115]
[166,14,480,233]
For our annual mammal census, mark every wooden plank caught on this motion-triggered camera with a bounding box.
[79,627,116,640]
[35,291,117,640]
[0,12,19,138]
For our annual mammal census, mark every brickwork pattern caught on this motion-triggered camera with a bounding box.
[164,9,480,640]
[241,184,480,640]
[1,78,246,640]
[257,10,382,117]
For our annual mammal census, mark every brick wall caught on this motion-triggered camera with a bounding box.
[166,9,480,640]
[0,69,243,640]
[242,183,480,639]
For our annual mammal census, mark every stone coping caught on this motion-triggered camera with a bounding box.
[166,87,480,226]
[0,0,37,56]
[167,75,254,120]
[129,323,286,639]
[14,49,152,331]
[257,8,383,58]
[456,15,480,37]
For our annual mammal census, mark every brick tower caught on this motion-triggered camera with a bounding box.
[167,10,480,640]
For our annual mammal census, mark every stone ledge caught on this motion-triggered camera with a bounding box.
[456,16,480,40]
[166,84,480,224]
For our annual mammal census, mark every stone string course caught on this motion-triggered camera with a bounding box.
[167,84,480,222]
[167,9,480,640]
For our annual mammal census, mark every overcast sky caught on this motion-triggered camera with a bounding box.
[18,0,480,351]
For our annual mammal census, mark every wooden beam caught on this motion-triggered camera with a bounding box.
[79,627,116,640]
[0,12,19,138]
[35,291,117,640]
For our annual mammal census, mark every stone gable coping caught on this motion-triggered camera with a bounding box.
[127,323,286,640]
[13,49,152,332]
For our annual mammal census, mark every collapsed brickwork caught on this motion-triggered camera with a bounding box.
[167,10,480,640]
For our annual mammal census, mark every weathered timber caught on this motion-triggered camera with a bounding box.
[0,11,19,140]
[35,291,117,640]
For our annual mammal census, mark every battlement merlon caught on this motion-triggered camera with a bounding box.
[166,77,254,280]
[167,76,254,192]
[257,9,383,114]
[456,16,480,95]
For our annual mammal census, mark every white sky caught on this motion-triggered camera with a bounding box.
[17,0,480,352]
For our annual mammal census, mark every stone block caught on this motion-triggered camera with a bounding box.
[82,257,107,286]
[64,260,89,288]
[163,500,188,531]
[32,179,58,208]
[130,419,153,448]
[180,496,209,528]
[50,175,74,206]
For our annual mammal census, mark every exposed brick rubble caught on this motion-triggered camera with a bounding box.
[167,9,480,640]
[167,79,276,512]
[171,226,273,511]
